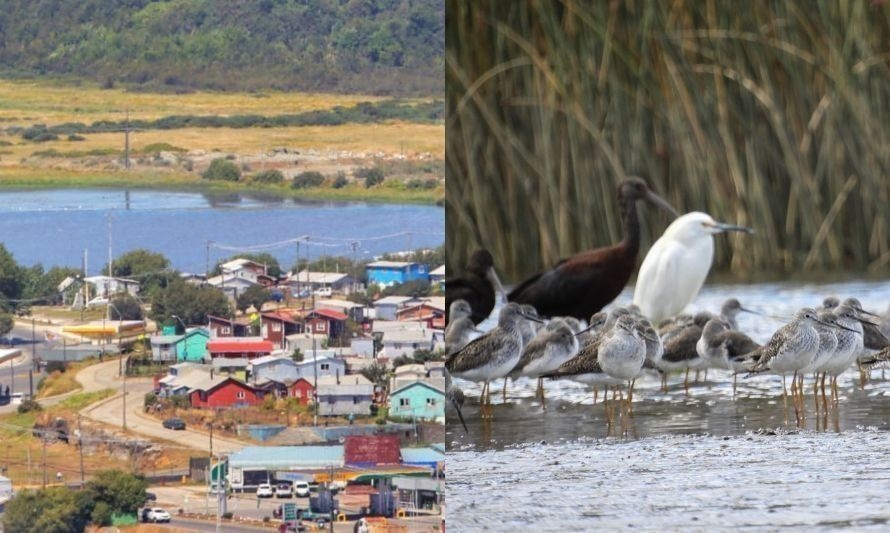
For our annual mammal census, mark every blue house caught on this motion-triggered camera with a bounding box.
[177,328,210,362]
[388,381,445,423]
[366,261,428,287]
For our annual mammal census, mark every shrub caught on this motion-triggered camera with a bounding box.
[144,393,158,409]
[202,158,241,181]
[67,134,86,141]
[332,171,349,189]
[222,512,233,520]
[423,178,438,189]
[32,132,59,143]
[292,171,325,189]
[252,169,284,184]
[355,166,384,188]
[18,399,42,413]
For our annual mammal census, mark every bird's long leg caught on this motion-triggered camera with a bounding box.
[684,369,690,395]
[695,370,701,383]
[502,378,508,402]
[539,378,547,411]
[593,386,598,406]
[661,372,668,393]
[732,372,737,399]
[813,373,820,416]
[627,380,634,416]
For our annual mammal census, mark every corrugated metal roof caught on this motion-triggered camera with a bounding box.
[367,261,416,268]
[229,445,345,469]
[429,265,446,276]
[308,308,348,321]
[289,270,350,284]
[373,296,417,306]
[400,447,444,465]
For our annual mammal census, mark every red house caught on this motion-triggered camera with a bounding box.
[207,337,274,360]
[289,378,315,405]
[208,315,250,338]
[189,376,265,408]
[305,309,348,340]
[261,311,303,349]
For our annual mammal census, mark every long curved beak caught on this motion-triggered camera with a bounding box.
[714,222,755,234]
[574,323,597,337]
[486,267,506,301]
[645,190,680,219]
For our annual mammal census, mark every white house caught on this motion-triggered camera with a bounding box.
[286,271,357,296]
[206,274,260,300]
[83,275,140,303]
[380,329,441,358]
[373,296,420,321]
[315,374,374,417]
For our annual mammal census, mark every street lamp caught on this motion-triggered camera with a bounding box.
[171,314,188,363]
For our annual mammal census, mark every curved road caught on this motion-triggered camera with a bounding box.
[76,359,249,453]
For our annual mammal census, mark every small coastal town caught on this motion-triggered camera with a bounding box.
[0,250,446,532]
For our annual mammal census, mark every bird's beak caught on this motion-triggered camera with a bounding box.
[739,307,760,315]
[858,309,880,318]
[645,190,680,219]
[471,327,485,334]
[574,323,597,337]
[640,331,659,342]
[451,398,469,434]
[521,313,545,324]
[714,222,755,234]
[486,267,507,301]
[857,318,880,327]
[825,320,859,333]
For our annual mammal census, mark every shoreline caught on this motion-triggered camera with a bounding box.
[0,167,443,205]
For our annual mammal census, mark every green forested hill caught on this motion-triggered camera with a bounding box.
[0,0,443,96]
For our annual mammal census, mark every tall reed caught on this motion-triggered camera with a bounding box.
[446,1,890,282]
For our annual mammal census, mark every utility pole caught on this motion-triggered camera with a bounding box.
[31,318,36,371]
[107,212,113,276]
[77,414,85,486]
[124,108,130,170]
[209,423,213,458]
[122,361,127,430]
[42,434,47,489]
[205,240,212,280]
[313,336,318,427]
[350,241,359,293]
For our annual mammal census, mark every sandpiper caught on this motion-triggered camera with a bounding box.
[657,312,712,392]
[445,303,541,415]
[818,304,865,401]
[697,317,761,371]
[509,318,580,406]
[597,316,650,413]
[445,300,479,353]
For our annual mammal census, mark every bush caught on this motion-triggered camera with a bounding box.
[91,501,112,527]
[17,398,42,413]
[32,132,59,143]
[355,166,384,188]
[292,171,325,189]
[144,393,158,409]
[202,158,241,181]
[67,134,86,141]
[424,178,438,189]
[252,169,284,184]
[332,172,349,189]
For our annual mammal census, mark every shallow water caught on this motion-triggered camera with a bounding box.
[446,281,890,530]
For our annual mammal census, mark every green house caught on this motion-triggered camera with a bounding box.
[176,328,210,362]
[389,381,445,423]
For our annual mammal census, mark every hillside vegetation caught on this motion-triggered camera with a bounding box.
[0,0,443,96]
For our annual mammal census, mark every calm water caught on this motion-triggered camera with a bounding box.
[447,281,890,530]
[0,189,444,271]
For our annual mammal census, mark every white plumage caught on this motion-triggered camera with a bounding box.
[633,212,752,323]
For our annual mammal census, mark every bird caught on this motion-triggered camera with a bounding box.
[508,318,581,406]
[596,316,650,413]
[445,371,468,434]
[445,303,540,415]
[746,308,842,408]
[697,317,762,372]
[633,212,753,323]
[657,312,713,392]
[817,304,865,402]
[719,298,757,330]
[806,310,841,409]
[445,300,479,353]
[446,249,505,324]
[508,177,678,320]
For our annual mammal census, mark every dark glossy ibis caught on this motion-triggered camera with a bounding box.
[508,177,677,320]
[445,249,505,324]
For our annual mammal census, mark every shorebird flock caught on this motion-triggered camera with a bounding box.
[445,296,890,429]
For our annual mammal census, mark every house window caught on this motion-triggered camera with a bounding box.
[327,396,334,404]
[353,396,360,404]
[272,323,281,332]
[316,322,327,332]
[399,398,410,407]
[320,363,330,371]
[426,398,437,406]
[236,391,245,399]
[221,326,231,335]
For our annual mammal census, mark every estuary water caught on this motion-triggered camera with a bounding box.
[0,189,444,271]
[447,280,890,530]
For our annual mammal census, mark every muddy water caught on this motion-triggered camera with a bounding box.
[446,281,890,530]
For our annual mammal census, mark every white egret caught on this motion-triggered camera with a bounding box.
[632,212,753,323]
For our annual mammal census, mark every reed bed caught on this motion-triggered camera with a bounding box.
[445,1,890,281]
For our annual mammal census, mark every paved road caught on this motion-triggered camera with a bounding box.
[0,321,49,404]
[78,359,249,453]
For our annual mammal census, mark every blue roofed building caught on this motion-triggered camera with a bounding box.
[366,261,428,287]
[389,381,445,423]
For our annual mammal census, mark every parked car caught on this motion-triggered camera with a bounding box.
[275,482,293,498]
[145,508,171,523]
[314,287,332,297]
[256,483,274,498]
[162,417,186,430]
[144,492,157,502]
[293,481,310,497]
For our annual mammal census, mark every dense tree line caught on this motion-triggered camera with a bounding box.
[0,0,443,96]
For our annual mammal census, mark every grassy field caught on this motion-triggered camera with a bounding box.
[0,78,390,126]
[36,359,103,399]
[0,166,443,203]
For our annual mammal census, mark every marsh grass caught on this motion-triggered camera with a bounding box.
[445,1,889,280]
